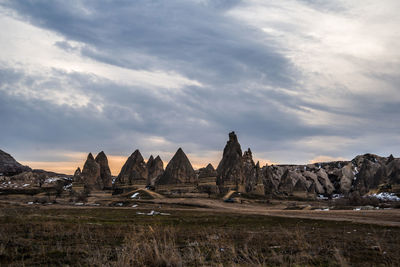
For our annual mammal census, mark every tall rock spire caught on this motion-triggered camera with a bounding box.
[216,131,244,189]
[95,151,112,189]
[147,155,164,185]
[81,153,102,190]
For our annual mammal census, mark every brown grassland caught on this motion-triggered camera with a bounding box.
[0,203,399,266]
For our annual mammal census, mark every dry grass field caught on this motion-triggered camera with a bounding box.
[0,203,399,266]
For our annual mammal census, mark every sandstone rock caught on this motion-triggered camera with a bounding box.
[242,148,258,192]
[198,163,217,178]
[302,171,325,194]
[73,167,82,182]
[116,150,148,185]
[0,149,31,176]
[339,163,354,194]
[147,155,164,185]
[81,153,102,190]
[216,131,244,188]
[316,169,334,195]
[95,151,112,189]
[156,148,196,185]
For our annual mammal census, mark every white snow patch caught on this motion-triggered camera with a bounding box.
[75,202,84,206]
[132,204,138,208]
[317,195,328,200]
[27,202,33,205]
[332,194,344,199]
[23,184,30,187]
[131,192,140,199]
[368,192,400,201]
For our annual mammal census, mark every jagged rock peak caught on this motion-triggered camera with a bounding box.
[74,167,81,176]
[205,163,215,172]
[87,153,95,161]
[0,149,31,176]
[155,148,196,185]
[217,131,244,186]
[147,155,154,165]
[95,151,112,189]
[388,154,395,163]
[116,149,148,185]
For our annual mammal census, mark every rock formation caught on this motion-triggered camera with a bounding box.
[242,148,258,192]
[95,151,112,189]
[115,150,148,185]
[198,163,217,179]
[73,167,82,182]
[155,148,196,185]
[147,155,164,185]
[81,153,102,190]
[216,132,244,189]
[0,149,31,176]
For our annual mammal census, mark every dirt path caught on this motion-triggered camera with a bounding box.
[146,198,400,227]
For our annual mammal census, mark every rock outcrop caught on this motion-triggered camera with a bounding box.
[216,132,244,189]
[147,155,164,185]
[198,163,217,179]
[115,150,148,185]
[73,167,82,182]
[0,149,31,176]
[95,151,112,189]
[242,148,258,192]
[155,148,196,185]
[81,153,102,190]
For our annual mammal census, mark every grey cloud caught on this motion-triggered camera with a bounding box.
[0,0,399,167]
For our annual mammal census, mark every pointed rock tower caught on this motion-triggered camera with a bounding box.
[116,149,148,185]
[73,167,82,182]
[155,148,196,185]
[147,155,164,185]
[216,131,244,190]
[81,153,102,190]
[95,151,112,189]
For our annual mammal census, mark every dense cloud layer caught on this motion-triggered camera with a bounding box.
[0,0,399,174]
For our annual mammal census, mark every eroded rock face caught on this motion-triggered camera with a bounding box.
[156,148,196,185]
[81,153,102,190]
[116,150,148,185]
[0,149,31,176]
[73,167,82,182]
[95,151,112,189]
[198,163,217,178]
[147,155,164,185]
[216,132,244,188]
[242,148,258,192]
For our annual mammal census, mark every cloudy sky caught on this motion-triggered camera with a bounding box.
[1,0,399,174]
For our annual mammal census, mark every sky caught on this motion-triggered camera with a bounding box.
[0,0,400,175]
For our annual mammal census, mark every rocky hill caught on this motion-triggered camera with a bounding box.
[0,149,31,176]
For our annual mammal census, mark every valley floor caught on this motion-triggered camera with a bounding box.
[0,198,399,266]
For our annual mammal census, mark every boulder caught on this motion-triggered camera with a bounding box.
[156,148,196,185]
[95,151,112,189]
[116,150,148,185]
[0,149,31,176]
